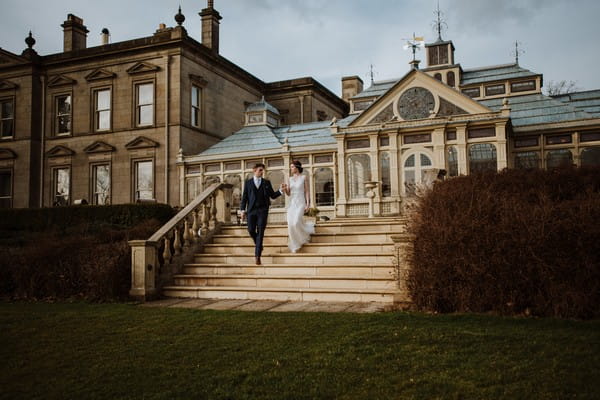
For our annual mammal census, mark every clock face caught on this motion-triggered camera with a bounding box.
[397,87,435,120]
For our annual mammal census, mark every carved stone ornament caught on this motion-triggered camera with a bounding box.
[397,87,435,120]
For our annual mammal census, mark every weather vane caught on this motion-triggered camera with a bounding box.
[367,63,378,85]
[403,33,425,65]
[512,40,525,65]
[432,0,447,42]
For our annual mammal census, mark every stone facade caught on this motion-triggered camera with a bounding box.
[0,2,347,208]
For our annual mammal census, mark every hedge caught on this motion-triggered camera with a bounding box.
[408,167,600,319]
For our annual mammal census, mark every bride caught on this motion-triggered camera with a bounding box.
[282,160,315,253]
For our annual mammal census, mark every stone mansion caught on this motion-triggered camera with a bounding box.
[1,1,599,217]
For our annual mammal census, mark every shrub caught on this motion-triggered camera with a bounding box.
[408,167,600,319]
[0,204,174,301]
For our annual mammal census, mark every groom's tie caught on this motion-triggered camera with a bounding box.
[254,177,261,189]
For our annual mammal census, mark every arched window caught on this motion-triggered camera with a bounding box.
[403,152,434,195]
[266,170,285,208]
[514,152,540,169]
[447,146,458,176]
[581,147,600,167]
[434,73,442,81]
[314,168,334,206]
[447,71,455,87]
[225,174,242,208]
[379,152,391,197]
[546,149,573,169]
[347,154,371,199]
[469,143,497,173]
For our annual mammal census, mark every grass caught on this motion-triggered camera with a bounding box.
[1,302,598,400]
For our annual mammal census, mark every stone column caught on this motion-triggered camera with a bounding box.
[432,127,446,170]
[369,133,381,216]
[389,130,401,214]
[334,132,347,217]
[495,122,508,170]
[456,124,468,175]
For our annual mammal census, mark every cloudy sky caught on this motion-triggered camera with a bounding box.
[2,0,599,96]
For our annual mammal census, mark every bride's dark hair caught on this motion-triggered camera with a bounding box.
[292,160,303,173]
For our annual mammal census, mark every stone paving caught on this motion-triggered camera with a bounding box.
[140,298,395,313]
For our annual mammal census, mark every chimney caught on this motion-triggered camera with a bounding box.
[341,76,364,102]
[101,28,110,45]
[199,0,222,53]
[61,14,89,52]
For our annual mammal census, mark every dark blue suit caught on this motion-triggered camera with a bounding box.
[240,177,282,257]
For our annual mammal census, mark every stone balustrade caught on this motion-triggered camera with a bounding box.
[129,182,232,301]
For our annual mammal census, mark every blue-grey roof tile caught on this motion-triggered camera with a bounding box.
[461,63,539,86]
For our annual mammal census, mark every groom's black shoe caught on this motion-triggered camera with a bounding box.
[255,256,261,265]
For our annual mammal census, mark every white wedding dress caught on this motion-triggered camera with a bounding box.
[287,175,315,252]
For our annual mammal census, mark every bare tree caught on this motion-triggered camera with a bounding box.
[545,80,580,96]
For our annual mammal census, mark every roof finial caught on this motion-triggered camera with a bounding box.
[175,5,185,26]
[208,0,214,9]
[432,0,447,42]
[25,30,35,49]
[368,63,376,85]
[512,40,524,65]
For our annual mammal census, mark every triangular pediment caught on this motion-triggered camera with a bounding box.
[47,74,77,87]
[0,79,19,91]
[0,148,17,160]
[0,49,25,65]
[350,69,491,127]
[126,62,160,75]
[125,136,159,150]
[83,141,116,154]
[85,68,116,81]
[46,145,75,157]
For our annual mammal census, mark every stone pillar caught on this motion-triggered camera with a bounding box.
[456,124,468,175]
[389,131,401,214]
[129,240,158,301]
[390,233,415,305]
[369,133,381,216]
[432,127,445,169]
[334,132,347,217]
[495,122,508,170]
[216,185,233,223]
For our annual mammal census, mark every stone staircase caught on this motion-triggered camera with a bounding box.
[162,217,408,303]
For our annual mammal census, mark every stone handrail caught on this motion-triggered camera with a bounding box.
[129,182,233,300]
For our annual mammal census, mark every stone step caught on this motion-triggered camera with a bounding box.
[211,231,405,245]
[192,253,394,265]
[182,264,395,278]
[220,221,406,236]
[200,242,395,255]
[172,274,397,290]
[162,285,399,303]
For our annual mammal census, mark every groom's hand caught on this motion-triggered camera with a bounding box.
[239,210,246,220]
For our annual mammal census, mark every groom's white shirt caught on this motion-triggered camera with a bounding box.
[252,176,283,193]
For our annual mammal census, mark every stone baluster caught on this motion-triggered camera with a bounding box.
[202,200,210,235]
[163,236,172,265]
[183,218,190,248]
[210,194,218,228]
[192,209,200,240]
[390,233,415,305]
[173,226,182,256]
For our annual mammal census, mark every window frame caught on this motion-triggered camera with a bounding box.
[92,86,112,132]
[90,162,111,205]
[0,97,15,140]
[468,143,498,174]
[134,81,155,128]
[314,167,335,206]
[0,168,13,208]
[54,93,73,136]
[132,158,155,202]
[51,166,71,206]
[191,84,202,128]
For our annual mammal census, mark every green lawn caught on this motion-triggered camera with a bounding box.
[1,303,598,400]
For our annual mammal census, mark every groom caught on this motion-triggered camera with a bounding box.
[240,163,284,265]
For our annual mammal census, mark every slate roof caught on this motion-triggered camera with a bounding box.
[479,94,595,128]
[246,97,280,115]
[460,63,539,86]
[551,90,600,118]
[199,115,357,156]
[351,79,397,99]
